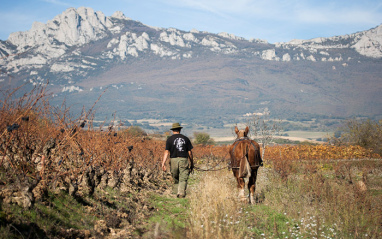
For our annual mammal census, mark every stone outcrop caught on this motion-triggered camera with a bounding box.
[0,7,381,123]
[278,24,382,58]
[1,7,381,78]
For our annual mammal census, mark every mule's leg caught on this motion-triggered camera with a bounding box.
[238,178,247,202]
[233,169,246,201]
[237,178,246,201]
[248,167,259,204]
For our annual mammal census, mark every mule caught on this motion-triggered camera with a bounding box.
[229,126,262,204]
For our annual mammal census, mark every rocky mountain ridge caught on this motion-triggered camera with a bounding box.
[1,7,381,74]
[0,7,381,128]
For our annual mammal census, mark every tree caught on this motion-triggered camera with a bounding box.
[193,132,215,145]
[250,112,281,160]
[335,119,382,155]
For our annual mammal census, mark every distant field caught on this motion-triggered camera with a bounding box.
[277,130,331,143]
[284,131,331,139]
[210,130,331,143]
[114,119,332,143]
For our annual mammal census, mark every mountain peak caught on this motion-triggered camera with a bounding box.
[278,23,382,58]
[0,7,381,125]
[112,11,130,20]
[7,7,114,50]
[1,7,381,67]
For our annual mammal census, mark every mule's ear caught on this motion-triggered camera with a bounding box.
[234,126,239,135]
[244,126,249,136]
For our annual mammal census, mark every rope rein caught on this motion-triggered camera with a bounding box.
[193,151,231,172]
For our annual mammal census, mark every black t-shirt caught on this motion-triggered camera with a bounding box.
[165,134,193,158]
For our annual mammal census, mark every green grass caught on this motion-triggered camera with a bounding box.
[140,193,190,238]
[95,186,135,210]
[247,205,291,236]
[142,174,200,237]
[0,191,98,238]
[148,194,189,228]
[42,192,97,229]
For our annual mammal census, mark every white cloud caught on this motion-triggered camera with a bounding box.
[41,0,71,6]
[160,0,382,25]
[293,2,382,25]
[156,0,382,42]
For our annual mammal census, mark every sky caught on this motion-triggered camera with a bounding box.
[0,0,381,43]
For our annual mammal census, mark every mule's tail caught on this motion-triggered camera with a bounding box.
[239,142,251,178]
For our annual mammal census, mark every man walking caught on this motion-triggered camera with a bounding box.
[162,123,194,198]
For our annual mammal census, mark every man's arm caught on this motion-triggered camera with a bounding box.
[188,150,194,173]
[162,150,169,171]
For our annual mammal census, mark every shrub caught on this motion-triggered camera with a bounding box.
[124,126,147,137]
[193,132,215,145]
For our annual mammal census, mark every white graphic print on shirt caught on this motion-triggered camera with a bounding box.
[174,138,186,152]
